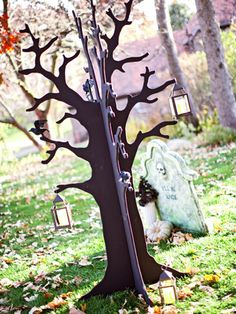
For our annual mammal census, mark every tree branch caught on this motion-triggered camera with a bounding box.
[0,118,14,124]
[114,53,149,73]
[39,131,90,164]
[118,67,176,128]
[19,24,80,96]
[55,180,93,194]
[103,0,133,55]
[58,50,80,83]
[0,100,15,121]
[127,120,177,166]
[56,111,77,124]
[26,93,62,112]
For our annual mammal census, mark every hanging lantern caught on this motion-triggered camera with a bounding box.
[51,194,73,230]
[169,83,191,120]
[157,268,177,305]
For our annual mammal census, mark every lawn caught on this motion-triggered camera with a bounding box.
[0,142,236,314]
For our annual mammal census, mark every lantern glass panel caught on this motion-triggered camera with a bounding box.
[159,284,176,304]
[56,207,71,227]
[174,94,190,115]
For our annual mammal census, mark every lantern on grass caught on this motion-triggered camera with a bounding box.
[157,268,177,305]
[51,194,73,230]
[169,83,191,120]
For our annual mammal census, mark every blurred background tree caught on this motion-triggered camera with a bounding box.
[169,2,193,30]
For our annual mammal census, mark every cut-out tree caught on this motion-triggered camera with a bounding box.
[20,0,185,305]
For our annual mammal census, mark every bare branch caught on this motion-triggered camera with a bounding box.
[39,131,90,164]
[127,120,177,166]
[118,68,176,128]
[0,118,14,124]
[102,0,133,52]
[20,24,72,91]
[58,50,80,82]
[115,52,149,73]
[0,100,15,121]
[26,93,62,112]
[55,179,93,194]
[56,112,77,124]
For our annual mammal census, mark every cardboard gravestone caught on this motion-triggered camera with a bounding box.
[142,140,208,235]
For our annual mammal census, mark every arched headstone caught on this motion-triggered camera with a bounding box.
[142,140,208,235]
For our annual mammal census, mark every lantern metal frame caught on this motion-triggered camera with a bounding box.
[169,83,192,120]
[51,194,73,230]
[157,268,178,305]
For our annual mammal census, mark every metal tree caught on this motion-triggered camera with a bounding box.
[20,0,185,304]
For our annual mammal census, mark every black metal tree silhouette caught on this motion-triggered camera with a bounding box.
[20,0,185,305]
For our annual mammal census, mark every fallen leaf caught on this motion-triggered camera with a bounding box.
[72,276,82,287]
[81,303,87,312]
[43,292,53,299]
[60,292,72,299]
[28,307,42,314]
[185,267,200,276]
[171,232,192,245]
[69,307,85,314]
[78,256,92,267]
[203,274,220,283]
[0,298,8,305]
[178,287,192,300]
[47,297,67,309]
[24,294,38,302]
[0,278,13,287]
[199,285,215,295]
[161,305,178,314]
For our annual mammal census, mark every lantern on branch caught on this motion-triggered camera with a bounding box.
[157,268,177,305]
[51,194,73,230]
[169,83,191,120]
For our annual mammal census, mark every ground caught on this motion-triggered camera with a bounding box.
[0,141,236,314]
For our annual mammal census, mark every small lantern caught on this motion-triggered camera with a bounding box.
[169,83,191,120]
[158,268,177,305]
[51,194,73,230]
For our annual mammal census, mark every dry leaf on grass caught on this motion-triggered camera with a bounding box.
[78,256,92,266]
[203,274,220,283]
[43,292,53,299]
[28,307,42,314]
[69,307,86,314]
[199,285,215,295]
[24,294,38,302]
[161,305,178,314]
[147,305,161,313]
[185,267,200,276]
[0,278,13,287]
[171,232,193,245]
[60,292,73,299]
[178,287,192,300]
[47,297,67,309]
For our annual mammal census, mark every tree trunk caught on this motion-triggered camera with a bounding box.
[81,111,135,297]
[155,0,199,127]
[195,0,236,129]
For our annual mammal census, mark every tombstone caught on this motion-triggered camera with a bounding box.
[142,140,208,235]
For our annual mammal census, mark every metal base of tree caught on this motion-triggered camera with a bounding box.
[20,0,186,305]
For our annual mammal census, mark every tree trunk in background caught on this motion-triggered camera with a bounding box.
[195,0,236,130]
[155,0,199,127]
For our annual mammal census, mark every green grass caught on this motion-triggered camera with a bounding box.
[0,144,236,313]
